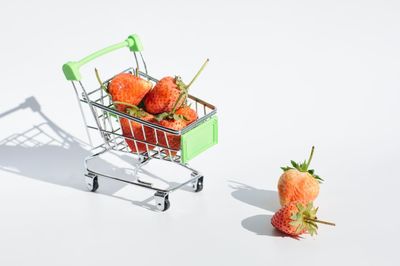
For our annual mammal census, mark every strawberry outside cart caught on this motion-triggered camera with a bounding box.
[62,34,218,211]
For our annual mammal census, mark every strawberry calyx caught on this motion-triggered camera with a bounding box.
[112,101,148,118]
[289,202,335,236]
[281,146,324,183]
[126,106,147,119]
[174,76,189,110]
[174,76,187,90]
[155,111,188,122]
[173,76,189,110]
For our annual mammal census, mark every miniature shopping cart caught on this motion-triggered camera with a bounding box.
[62,34,218,211]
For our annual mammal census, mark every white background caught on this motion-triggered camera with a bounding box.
[0,0,399,265]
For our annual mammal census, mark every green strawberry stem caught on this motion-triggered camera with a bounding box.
[169,58,209,117]
[171,90,186,113]
[305,218,336,226]
[186,58,209,90]
[306,146,315,170]
[94,68,108,93]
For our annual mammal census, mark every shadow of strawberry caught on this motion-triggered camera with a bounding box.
[229,180,280,212]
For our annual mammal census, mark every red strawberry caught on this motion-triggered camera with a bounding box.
[143,76,184,114]
[120,107,156,153]
[144,59,209,115]
[271,202,335,236]
[156,118,187,157]
[175,106,198,125]
[107,72,152,112]
[94,69,155,153]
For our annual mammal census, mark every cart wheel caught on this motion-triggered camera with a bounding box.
[91,176,99,192]
[162,198,170,211]
[85,174,99,192]
[154,192,170,212]
[193,176,204,192]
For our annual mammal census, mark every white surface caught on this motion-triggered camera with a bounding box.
[0,1,399,265]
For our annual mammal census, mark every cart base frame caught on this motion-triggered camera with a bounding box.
[83,146,204,211]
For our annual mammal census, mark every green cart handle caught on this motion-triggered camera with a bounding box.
[62,34,143,81]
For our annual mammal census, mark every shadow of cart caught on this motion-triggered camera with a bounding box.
[0,97,175,210]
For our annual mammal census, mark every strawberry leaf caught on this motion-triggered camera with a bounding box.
[291,160,299,169]
[314,175,324,183]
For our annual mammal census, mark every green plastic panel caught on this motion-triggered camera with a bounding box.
[181,116,218,163]
[63,34,143,81]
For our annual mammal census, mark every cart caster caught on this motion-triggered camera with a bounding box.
[138,155,150,165]
[85,173,99,192]
[154,191,170,211]
[191,173,204,192]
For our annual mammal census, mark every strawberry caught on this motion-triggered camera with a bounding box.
[155,117,187,157]
[94,69,155,153]
[278,146,322,206]
[152,103,196,156]
[144,59,209,115]
[120,106,156,153]
[175,105,198,125]
[143,76,184,114]
[271,202,335,236]
[98,70,152,112]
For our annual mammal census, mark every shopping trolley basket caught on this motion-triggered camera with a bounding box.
[62,34,218,211]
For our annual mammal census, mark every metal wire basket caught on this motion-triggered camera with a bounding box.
[63,34,218,211]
